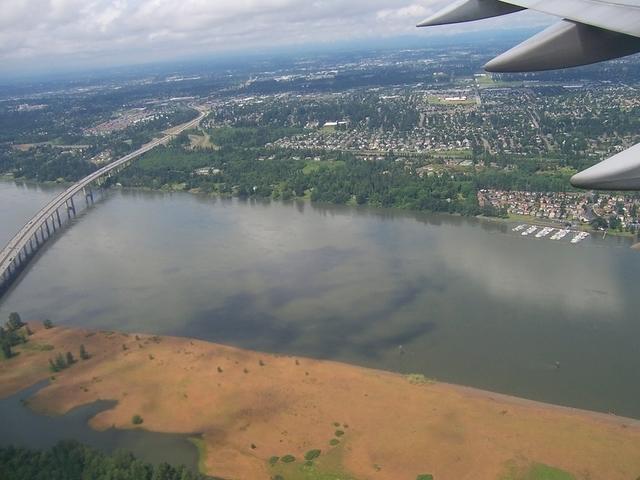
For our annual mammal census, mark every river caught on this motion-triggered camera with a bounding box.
[1,180,639,421]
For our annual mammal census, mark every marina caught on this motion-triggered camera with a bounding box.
[551,229,570,240]
[512,223,590,245]
[571,231,591,244]
[535,227,554,238]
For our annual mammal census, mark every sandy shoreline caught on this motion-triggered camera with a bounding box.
[2,323,640,480]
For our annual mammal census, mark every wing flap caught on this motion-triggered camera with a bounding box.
[485,19,640,72]
[502,0,640,39]
[570,143,640,191]
[417,0,524,27]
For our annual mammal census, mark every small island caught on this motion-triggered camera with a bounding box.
[1,317,639,480]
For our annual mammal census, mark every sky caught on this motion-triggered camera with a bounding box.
[0,0,552,76]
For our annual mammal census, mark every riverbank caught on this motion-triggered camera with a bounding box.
[1,322,639,480]
[3,175,637,243]
[480,212,638,239]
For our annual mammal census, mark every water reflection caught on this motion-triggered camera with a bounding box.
[0,381,199,470]
[0,182,639,418]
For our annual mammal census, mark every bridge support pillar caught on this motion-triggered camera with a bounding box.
[84,187,94,206]
[56,209,62,228]
[66,198,76,219]
[45,218,51,237]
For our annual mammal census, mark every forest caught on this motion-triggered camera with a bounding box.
[114,126,579,217]
[0,441,211,480]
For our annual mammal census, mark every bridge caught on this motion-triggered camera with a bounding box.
[0,108,207,297]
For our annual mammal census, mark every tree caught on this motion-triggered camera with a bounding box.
[590,216,608,230]
[65,351,75,365]
[0,440,210,479]
[1,342,12,360]
[53,353,67,371]
[43,319,54,329]
[79,344,89,360]
[49,359,59,372]
[7,312,24,331]
[608,215,622,230]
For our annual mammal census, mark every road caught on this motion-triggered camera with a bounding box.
[0,108,207,288]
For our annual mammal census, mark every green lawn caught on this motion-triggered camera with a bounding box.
[502,462,575,480]
[302,160,345,175]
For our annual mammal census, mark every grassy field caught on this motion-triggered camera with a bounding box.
[2,323,640,480]
[475,76,524,89]
[302,160,345,174]
[501,462,575,480]
[187,130,218,150]
[426,95,476,106]
[268,437,358,480]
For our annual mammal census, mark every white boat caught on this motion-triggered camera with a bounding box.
[535,227,554,238]
[551,229,570,240]
[512,224,526,232]
[571,232,590,244]
[522,226,538,236]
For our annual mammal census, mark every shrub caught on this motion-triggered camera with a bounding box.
[1,342,12,360]
[79,344,90,360]
[132,415,144,425]
[335,430,344,437]
[65,352,75,365]
[407,374,435,385]
[52,353,67,371]
[43,319,54,329]
[268,456,279,466]
[329,439,339,446]
[281,455,295,463]
[417,475,434,480]
[304,449,321,461]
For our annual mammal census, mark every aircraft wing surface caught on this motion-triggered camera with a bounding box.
[418,0,640,190]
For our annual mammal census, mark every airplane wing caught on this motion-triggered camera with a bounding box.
[418,0,640,190]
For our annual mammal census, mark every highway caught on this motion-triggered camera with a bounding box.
[0,108,207,291]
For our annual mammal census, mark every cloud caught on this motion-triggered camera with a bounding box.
[0,0,550,72]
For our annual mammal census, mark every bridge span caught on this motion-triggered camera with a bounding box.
[0,108,207,297]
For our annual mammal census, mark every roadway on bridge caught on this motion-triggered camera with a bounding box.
[0,108,207,286]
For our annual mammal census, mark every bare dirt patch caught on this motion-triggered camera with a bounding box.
[2,324,640,480]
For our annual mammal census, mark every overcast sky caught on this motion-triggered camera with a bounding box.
[0,0,551,75]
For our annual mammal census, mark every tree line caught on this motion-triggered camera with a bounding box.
[0,440,211,480]
[0,312,29,360]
